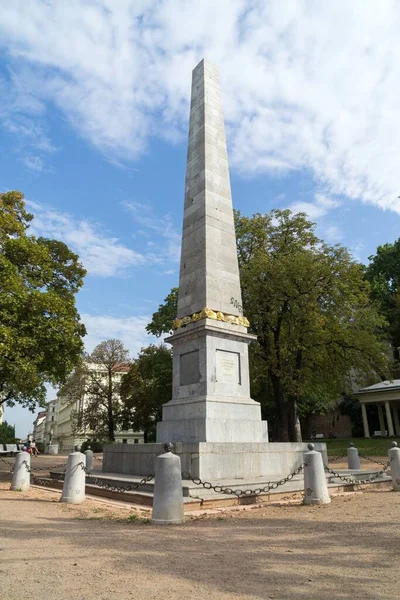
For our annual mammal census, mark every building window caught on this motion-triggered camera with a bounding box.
[51,416,54,422]
[122,439,127,444]
[134,439,139,444]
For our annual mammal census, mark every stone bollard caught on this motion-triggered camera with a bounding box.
[303,443,331,505]
[347,443,360,470]
[10,451,31,491]
[152,443,185,525]
[84,446,93,472]
[60,450,86,504]
[389,441,400,491]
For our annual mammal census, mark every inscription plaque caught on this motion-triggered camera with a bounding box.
[216,350,241,384]
[180,350,200,386]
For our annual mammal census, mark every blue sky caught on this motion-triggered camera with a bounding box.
[1,0,400,437]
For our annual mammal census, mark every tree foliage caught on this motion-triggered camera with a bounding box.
[57,339,130,442]
[0,191,86,411]
[120,345,172,442]
[236,209,388,441]
[0,420,16,443]
[146,288,178,337]
[366,239,400,373]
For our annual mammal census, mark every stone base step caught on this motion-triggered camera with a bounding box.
[46,468,391,505]
[34,473,392,512]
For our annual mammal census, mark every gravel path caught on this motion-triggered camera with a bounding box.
[1,482,399,600]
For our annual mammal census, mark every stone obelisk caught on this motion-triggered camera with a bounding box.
[157,59,268,444]
[104,59,313,482]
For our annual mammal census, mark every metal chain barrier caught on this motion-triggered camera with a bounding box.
[0,456,68,474]
[80,462,154,493]
[0,457,17,480]
[0,456,16,480]
[2,450,394,495]
[29,462,68,472]
[358,454,389,468]
[327,454,346,463]
[22,460,67,475]
[324,461,390,485]
[17,458,68,486]
[181,464,304,497]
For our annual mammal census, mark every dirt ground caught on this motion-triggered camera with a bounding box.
[1,482,399,600]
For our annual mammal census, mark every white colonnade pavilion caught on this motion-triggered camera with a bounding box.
[356,380,400,438]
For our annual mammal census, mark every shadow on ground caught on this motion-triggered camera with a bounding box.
[1,487,399,599]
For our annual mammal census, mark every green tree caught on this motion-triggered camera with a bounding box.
[366,239,400,373]
[0,191,86,412]
[58,339,130,441]
[236,209,388,441]
[147,209,389,442]
[120,345,172,442]
[0,420,16,443]
[146,288,178,337]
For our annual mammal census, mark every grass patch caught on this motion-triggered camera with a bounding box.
[312,437,398,456]
[127,513,150,524]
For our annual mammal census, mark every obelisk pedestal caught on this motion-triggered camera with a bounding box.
[156,318,268,443]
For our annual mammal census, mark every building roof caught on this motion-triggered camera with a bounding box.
[86,362,130,372]
[358,380,400,394]
[34,411,47,421]
[113,363,130,372]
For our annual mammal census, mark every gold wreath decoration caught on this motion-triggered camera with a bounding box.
[173,308,250,330]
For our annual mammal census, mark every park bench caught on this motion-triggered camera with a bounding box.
[0,444,8,455]
[4,444,19,456]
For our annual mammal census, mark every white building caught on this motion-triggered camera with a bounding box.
[32,411,47,444]
[43,399,58,449]
[52,362,144,452]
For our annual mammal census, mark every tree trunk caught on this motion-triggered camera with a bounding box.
[268,314,290,442]
[287,348,303,442]
[270,373,289,441]
[287,395,302,442]
[107,370,115,442]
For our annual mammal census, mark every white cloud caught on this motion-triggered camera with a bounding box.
[0,72,56,164]
[321,224,343,244]
[288,193,341,220]
[81,313,154,357]
[1,1,400,212]
[123,200,181,264]
[26,201,147,277]
[20,154,45,173]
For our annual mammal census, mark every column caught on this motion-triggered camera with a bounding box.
[385,401,395,437]
[393,405,400,437]
[361,403,370,438]
[378,404,386,436]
